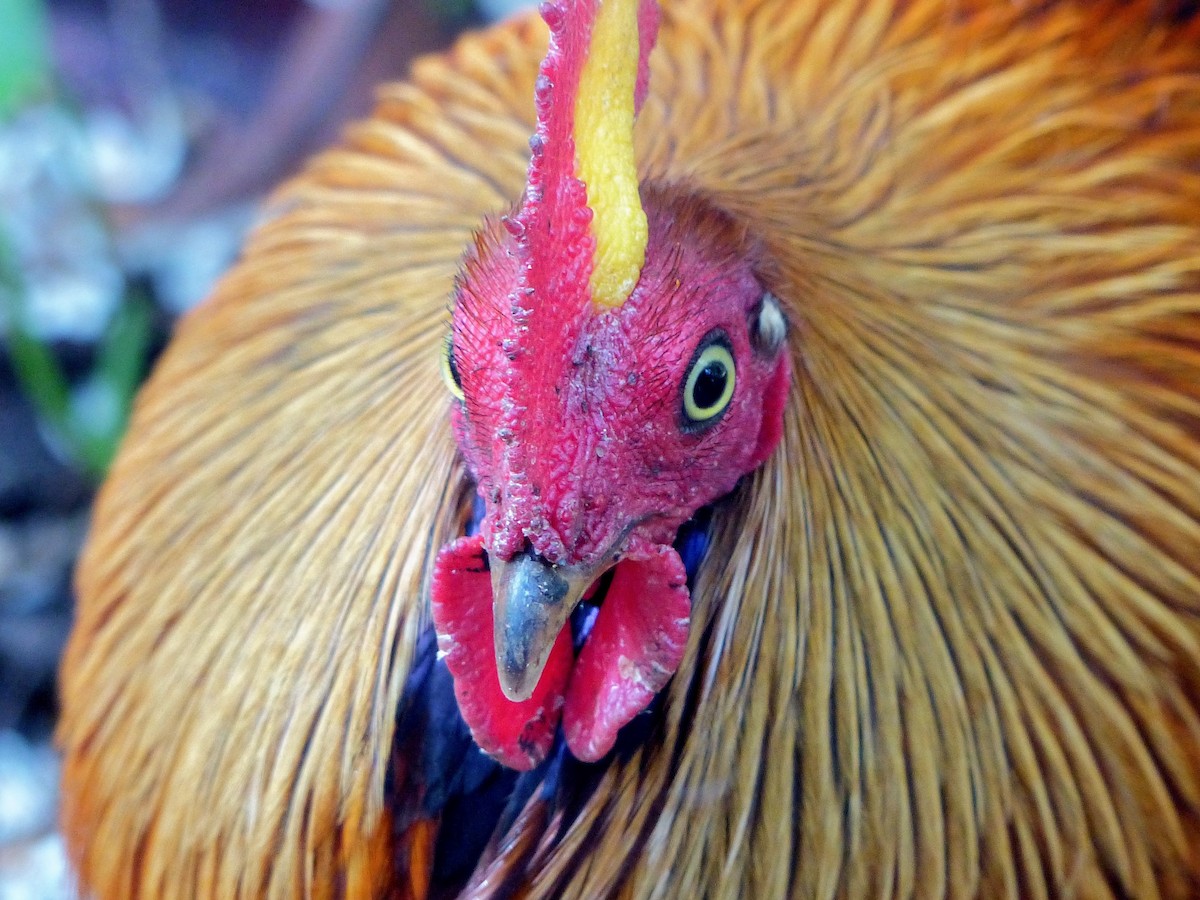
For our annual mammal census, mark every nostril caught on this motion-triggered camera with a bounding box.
[517,539,558,570]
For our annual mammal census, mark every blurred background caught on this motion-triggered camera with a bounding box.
[0,0,527,894]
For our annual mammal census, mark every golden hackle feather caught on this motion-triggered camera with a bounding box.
[57,0,1200,897]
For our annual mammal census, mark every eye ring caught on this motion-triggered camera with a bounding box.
[682,335,736,428]
[440,334,464,402]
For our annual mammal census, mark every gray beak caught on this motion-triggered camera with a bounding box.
[490,550,595,702]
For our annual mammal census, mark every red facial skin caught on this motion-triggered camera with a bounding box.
[431,190,791,769]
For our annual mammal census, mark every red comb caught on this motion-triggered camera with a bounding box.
[510,0,660,325]
[488,0,659,561]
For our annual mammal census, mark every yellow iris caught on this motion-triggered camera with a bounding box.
[683,344,736,423]
[440,335,464,402]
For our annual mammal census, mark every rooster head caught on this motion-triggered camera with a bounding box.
[431,0,791,770]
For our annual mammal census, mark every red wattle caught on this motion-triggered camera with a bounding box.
[430,535,573,771]
[563,544,690,761]
[431,536,692,770]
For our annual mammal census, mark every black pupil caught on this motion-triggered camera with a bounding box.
[693,359,728,410]
[448,346,462,387]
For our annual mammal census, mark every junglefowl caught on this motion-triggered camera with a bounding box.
[57,0,1200,897]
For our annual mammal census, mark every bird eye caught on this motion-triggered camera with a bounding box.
[441,334,464,401]
[682,336,736,427]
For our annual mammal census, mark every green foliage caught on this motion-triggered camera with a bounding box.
[0,1,155,480]
[1,221,153,481]
[0,0,50,119]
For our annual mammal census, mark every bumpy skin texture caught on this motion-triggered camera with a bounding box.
[434,187,789,768]
[452,193,787,565]
[433,191,789,769]
[57,1,1200,898]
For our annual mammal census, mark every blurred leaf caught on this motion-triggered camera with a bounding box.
[2,226,73,447]
[6,331,72,424]
[2,228,152,480]
[0,2,152,480]
[95,289,152,416]
[75,289,153,474]
[0,0,50,119]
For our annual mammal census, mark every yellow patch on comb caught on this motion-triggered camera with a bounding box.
[575,0,646,309]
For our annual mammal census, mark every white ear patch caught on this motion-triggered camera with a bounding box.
[753,292,787,356]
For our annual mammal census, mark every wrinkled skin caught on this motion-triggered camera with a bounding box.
[432,189,791,769]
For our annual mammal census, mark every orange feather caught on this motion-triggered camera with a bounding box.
[58,0,1200,896]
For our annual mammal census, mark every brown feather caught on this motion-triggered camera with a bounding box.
[58,0,1200,897]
